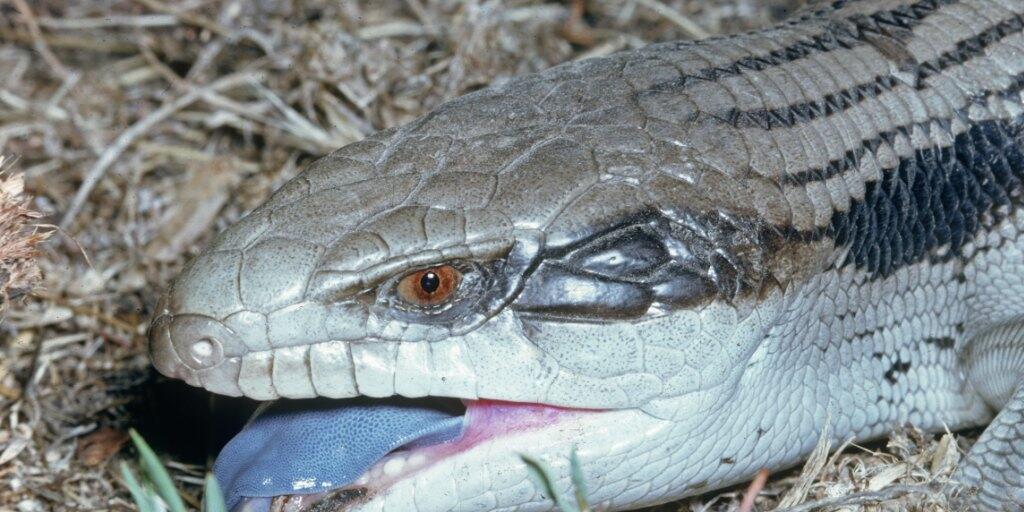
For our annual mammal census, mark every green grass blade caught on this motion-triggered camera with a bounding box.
[120,461,156,512]
[568,446,589,511]
[203,473,228,512]
[521,454,575,512]
[129,429,187,512]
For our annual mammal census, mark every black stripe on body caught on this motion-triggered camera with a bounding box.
[780,71,1024,186]
[721,12,1024,131]
[647,0,956,93]
[829,114,1024,278]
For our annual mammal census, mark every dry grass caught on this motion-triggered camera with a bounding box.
[0,157,48,315]
[0,1,976,510]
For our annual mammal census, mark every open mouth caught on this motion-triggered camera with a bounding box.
[218,397,598,512]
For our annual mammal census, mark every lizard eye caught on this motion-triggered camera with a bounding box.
[396,265,462,307]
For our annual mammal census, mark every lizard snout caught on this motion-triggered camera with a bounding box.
[148,311,245,396]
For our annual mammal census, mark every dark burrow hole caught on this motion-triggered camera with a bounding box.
[129,375,259,465]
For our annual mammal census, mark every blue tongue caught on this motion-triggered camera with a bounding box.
[213,398,465,511]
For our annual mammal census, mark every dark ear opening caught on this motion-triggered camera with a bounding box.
[512,217,732,322]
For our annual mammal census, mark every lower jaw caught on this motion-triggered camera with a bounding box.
[243,399,601,512]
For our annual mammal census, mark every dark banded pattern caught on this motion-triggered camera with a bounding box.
[648,0,959,93]
[605,0,1024,295]
[832,114,1024,277]
[781,71,1024,186]
[718,11,1024,131]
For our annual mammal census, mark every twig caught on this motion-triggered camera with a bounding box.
[33,291,138,334]
[8,0,72,79]
[778,421,834,507]
[0,29,137,53]
[740,469,770,512]
[632,0,710,39]
[184,29,274,82]
[59,72,258,230]
[253,82,337,150]
[773,484,942,512]
[562,0,596,46]
[403,0,440,36]
[356,21,429,40]
[136,36,189,91]
[130,0,232,37]
[37,14,178,30]
[20,330,44,396]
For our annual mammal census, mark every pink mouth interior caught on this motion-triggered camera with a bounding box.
[419,400,594,461]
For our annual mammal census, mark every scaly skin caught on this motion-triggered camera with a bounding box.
[149,0,1024,509]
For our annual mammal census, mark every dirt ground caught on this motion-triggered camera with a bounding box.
[0,1,977,510]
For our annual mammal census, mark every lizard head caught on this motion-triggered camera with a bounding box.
[148,54,815,512]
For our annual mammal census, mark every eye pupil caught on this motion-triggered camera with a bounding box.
[396,265,462,307]
[420,271,441,294]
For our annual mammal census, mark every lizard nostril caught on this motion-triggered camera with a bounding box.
[189,337,220,365]
[161,314,245,371]
[192,338,214,357]
[149,312,246,396]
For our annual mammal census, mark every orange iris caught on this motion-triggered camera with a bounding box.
[396,265,461,306]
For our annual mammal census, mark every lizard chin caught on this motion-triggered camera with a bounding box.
[230,400,601,512]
